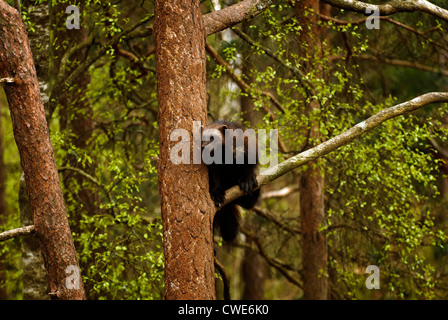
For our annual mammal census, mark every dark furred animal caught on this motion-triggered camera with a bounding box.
[202,120,260,242]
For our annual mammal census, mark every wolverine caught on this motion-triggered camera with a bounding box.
[202,120,260,242]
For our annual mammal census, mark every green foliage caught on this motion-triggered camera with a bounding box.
[49,44,163,298]
[207,0,448,299]
[1,0,448,300]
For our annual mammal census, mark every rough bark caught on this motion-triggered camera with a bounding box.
[0,101,7,299]
[203,0,275,36]
[19,175,48,300]
[296,0,328,300]
[154,0,215,300]
[0,1,84,300]
[20,0,51,300]
[21,1,50,111]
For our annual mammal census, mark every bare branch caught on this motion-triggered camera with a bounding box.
[0,77,14,84]
[48,14,153,120]
[0,225,35,242]
[358,54,448,77]
[221,92,448,206]
[205,41,286,114]
[204,0,275,36]
[321,0,448,23]
[260,186,299,199]
[214,256,231,300]
[429,137,448,159]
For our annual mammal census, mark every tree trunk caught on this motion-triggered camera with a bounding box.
[20,174,48,300]
[154,0,215,299]
[296,0,328,300]
[0,101,7,299]
[19,0,51,300]
[0,2,85,300]
[240,29,267,298]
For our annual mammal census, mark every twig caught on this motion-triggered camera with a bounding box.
[14,0,20,14]
[251,206,301,234]
[0,225,35,242]
[205,41,286,115]
[232,27,311,91]
[58,166,112,204]
[358,54,448,77]
[241,227,302,288]
[49,14,154,119]
[429,137,448,159]
[205,41,289,153]
[0,77,14,84]
[214,256,231,300]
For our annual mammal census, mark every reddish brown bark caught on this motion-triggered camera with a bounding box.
[296,0,328,300]
[0,99,7,299]
[203,0,274,36]
[154,0,215,299]
[0,2,84,300]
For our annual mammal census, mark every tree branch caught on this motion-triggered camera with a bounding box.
[0,77,14,84]
[205,41,286,114]
[358,54,448,77]
[48,14,153,120]
[214,256,231,300]
[204,0,275,36]
[221,92,448,206]
[0,225,35,242]
[321,0,448,23]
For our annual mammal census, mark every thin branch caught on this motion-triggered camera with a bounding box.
[358,54,448,77]
[205,41,286,114]
[49,14,154,119]
[252,205,301,234]
[221,92,448,207]
[214,256,231,300]
[241,227,302,288]
[204,0,275,36]
[319,14,448,53]
[205,41,289,153]
[0,77,14,84]
[429,137,448,159]
[321,0,448,23]
[58,166,112,204]
[14,0,20,14]
[0,225,35,242]
[232,27,313,94]
[260,186,299,199]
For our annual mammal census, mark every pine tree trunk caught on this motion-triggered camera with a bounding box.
[154,0,216,300]
[0,2,84,300]
[0,102,7,299]
[19,0,50,299]
[296,0,328,300]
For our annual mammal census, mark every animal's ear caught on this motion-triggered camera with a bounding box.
[218,124,228,133]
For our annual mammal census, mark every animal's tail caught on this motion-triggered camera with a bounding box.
[213,204,241,242]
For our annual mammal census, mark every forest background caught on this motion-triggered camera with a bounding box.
[0,0,448,300]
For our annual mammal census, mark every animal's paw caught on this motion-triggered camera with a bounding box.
[238,175,258,194]
[210,188,225,207]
